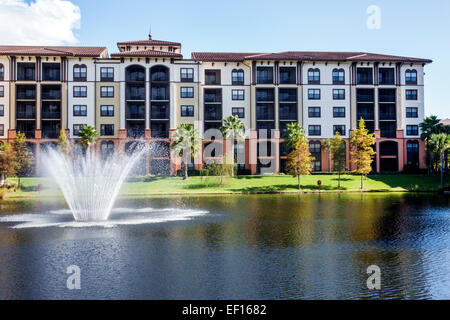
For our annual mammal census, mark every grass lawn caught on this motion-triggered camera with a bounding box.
[2,173,448,199]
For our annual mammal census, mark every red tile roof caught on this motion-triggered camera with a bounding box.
[117,39,181,47]
[111,49,182,58]
[0,45,107,57]
[192,51,432,63]
[191,52,262,62]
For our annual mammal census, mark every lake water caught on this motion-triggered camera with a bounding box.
[0,193,449,300]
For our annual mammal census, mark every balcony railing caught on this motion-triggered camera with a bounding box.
[151,131,169,138]
[16,112,36,119]
[379,113,396,120]
[204,94,222,103]
[126,112,146,120]
[204,112,222,121]
[42,92,61,100]
[42,111,61,119]
[20,130,35,139]
[42,130,59,139]
[279,112,297,120]
[151,111,169,120]
[17,92,36,100]
[256,112,275,121]
[151,73,169,82]
[127,129,145,138]
[151,94,169,101]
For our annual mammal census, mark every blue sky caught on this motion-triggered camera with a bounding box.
[9,0,450,118]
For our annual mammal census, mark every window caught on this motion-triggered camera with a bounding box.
[309,141,321,153]
[232,89,245,101]
[101,124,114,136]
[0,86,3,97]
[181,87,194,98]
[101,141,114,160]
[232,107,245,118]
[100,67,114,81]
[73,105,87,116]
[308,89,320,100]
[309,125,321,136]
[0,124,3,136]
[73,124,86,136]
[0,64,3,80]
[73,64,87,80]
[0,105,4,116]
[180,68,194,82]
[406,107,418,118]
[181,105,194,117]
[256,67,273,84]
[405,69,417,84]
[332,69,345,84]
[333,89,345,100]
[73,86,87,97]
[100,105,114,117]
[308,107,321,118]
[333,107,346,118]
[406,90,418,100]
[232,69,244,85]
[100,86,114,98]
[308,68,320,84]
[279,67,296,84]
[333,125,346,136]
[406,125,419,136]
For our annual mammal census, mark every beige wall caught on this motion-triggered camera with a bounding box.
[96,82,120,138]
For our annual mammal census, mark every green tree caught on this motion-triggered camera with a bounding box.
[0,143,16,187]
[350,119,376,190]
[420,116,450,173]
[429,133,450,188]
[220,115,246,177]
[284,123,313,190]
[78,125,99,155]
[330,132,347,189]
[171,124,200,180]
[57,128,71,156]
[12,132,34,189]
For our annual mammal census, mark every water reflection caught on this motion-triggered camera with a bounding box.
[0,193,449,299]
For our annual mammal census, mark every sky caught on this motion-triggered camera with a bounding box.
[0,0,449,118]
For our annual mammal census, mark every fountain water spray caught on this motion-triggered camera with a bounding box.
[44,145,146,222]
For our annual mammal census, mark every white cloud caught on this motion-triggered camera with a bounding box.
[0,0,81,45]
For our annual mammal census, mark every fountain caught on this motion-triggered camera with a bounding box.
[44,146,146,222]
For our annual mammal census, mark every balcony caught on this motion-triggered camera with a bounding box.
[16,85,36,100]
[357,68,373,85]
[151,71,169,82]
[17,63,36,81]
[17,103,36,119]
[257,67,273,84]
[151,111,169,120]
[279,89,297,102]
[380,122,397,138]
[378,68,395,85]
[17,122,35,138]
[204,89,222,103]
[42,111,61,119]
[42,63,61,81]
[256,105,275,121]
[204,106,222,121]
[379,89,396,103]
[205,70,221,85]
[126,85,145,101]
[126,122,145,138]
[356,89,374,102]
[279,67,296,84]
[41,85,61,100]
[256,89,274,102]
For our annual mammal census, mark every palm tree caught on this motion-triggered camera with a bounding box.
[420,116,446,173]
[220,115,246,177]
[79,126,99,154]
[429,133,450,188]
[171,124,200,180]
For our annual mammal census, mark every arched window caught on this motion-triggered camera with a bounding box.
[231,69,244,85]
[405,69,417,84]
[332,68,345,84]
[308,68,320,84]
[101,141,114,160]
[73,64,87,81]
[0,64,4,80]
[309,141,322,172]
[126,65,146,82]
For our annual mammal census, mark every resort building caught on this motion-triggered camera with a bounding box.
[0,35,432,175]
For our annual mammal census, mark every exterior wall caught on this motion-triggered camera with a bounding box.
[302,62,351,139]
[0,56,10,139]
[67,58,96,138]
[400,64,424,138]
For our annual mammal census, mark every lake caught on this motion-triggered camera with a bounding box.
[0,193,449,299]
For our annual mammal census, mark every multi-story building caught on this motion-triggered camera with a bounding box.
[0,35,432,175]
